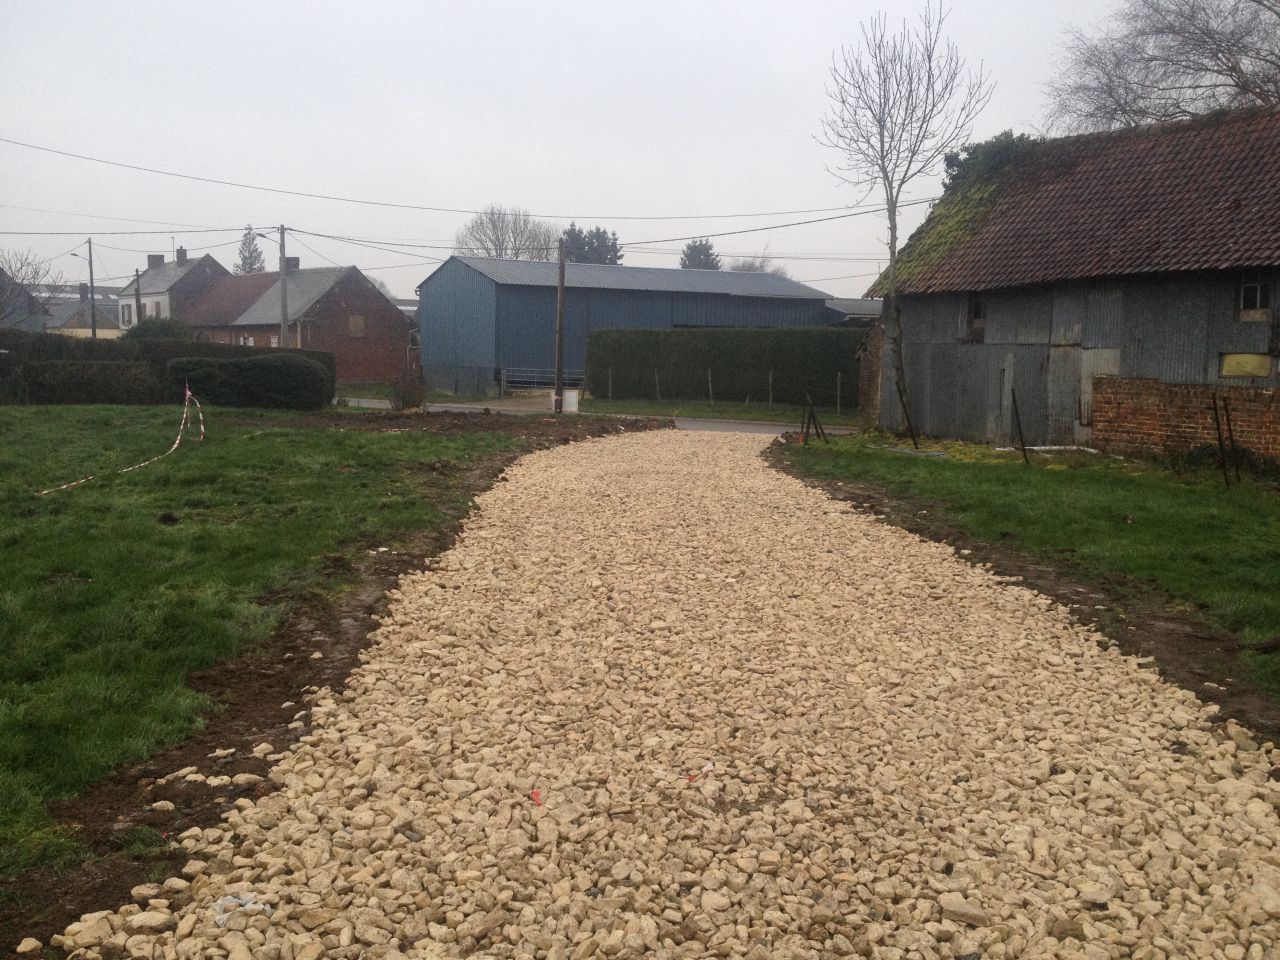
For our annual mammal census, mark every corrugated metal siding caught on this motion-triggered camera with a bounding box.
[419,259,497,379]
[494,286,829,371]
[882,270,1280,445]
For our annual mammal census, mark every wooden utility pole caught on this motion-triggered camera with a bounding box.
[86,237,98,339]
[134,270,143,329]
[553,237,566,413]
[279,225,291,348]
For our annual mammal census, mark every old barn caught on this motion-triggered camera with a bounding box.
[417,256,831,395]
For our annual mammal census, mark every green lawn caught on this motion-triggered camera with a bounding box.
[0,406,517,873]
[580,398,861,426]
[784,434,1280,698]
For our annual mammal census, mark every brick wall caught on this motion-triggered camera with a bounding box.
[1093,377,1280,460]
[858,318,883,428]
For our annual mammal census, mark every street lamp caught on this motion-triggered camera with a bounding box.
[69,240,97,339]
[255,228,289,348]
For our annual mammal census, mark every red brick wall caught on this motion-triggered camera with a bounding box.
[301,274,414,383]
[1093,377,1280,460]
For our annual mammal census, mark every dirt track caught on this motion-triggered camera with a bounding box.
[34,431,1279,959]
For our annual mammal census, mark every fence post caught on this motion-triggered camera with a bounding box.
[608,367,613,401]
[836,371,842,416]
[707,369,714,405]
[654,370,661,403]
[768,370,773,407]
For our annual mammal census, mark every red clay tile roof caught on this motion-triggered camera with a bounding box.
[891,109,1280,295]
[183,273,279,327]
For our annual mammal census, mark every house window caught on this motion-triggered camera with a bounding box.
[1240,273,1272,319]
[122,304,133,327]
[238,335,255,347]
[1220,353,1272,377]
[270,335,280,348]
[348,314,367,337]
[963,295,986,343]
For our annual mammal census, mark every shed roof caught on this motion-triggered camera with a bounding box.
[886,109,1280,295]
[440,256,830,299]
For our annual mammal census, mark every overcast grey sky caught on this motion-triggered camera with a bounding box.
[0,0,1114,299]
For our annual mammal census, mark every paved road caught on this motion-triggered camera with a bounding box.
[51,432,1278,959]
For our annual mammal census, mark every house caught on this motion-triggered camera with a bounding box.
[184,264,414,382]
[0,268,49,332]
[35,283,123,339]
[825,298,882,329]
[117,248,229,331]
[865,109,1280,458]
[417,256,833,395]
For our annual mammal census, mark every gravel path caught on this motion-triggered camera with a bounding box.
[40,431,1279,960]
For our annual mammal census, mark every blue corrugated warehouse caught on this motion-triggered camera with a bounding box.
[416,256,831,396]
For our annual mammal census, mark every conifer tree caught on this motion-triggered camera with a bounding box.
[235,226,266,275]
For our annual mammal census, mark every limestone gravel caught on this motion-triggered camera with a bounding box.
[39,431,1280,959]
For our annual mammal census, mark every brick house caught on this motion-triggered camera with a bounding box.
[865,109,1280,458]
[184,264,415,383]
[118,248,229,331]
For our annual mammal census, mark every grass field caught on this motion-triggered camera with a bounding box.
[0,406,517,874]
[580,398,861,426]
[785,434,1280,699]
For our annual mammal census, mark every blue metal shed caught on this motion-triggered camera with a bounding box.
[416,256,831,395]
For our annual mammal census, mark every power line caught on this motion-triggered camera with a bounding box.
[0,227,244,236]
[0,201,222,229]
[795,270,881,283]
[289,229,444,263]
[0,134,896,222]
[287,232,344,267]
[619,197,936,247]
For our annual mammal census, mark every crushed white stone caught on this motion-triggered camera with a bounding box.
[30,431,1280,959]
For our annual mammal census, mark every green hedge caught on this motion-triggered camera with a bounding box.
[22,361,165,405]
[584,327,863,407]
[0,330,336,406]
[167,354,330,410]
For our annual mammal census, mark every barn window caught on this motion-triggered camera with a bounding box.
[270,335,280,348]
[1220,353,1272,377]
[962,295,986,343]
[348,314,367,337]
[1239,273,1272,319]
[238,335,255,347]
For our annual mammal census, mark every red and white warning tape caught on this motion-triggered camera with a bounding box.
[36,385,206,496]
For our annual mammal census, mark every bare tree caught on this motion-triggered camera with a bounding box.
[1047,0,1280,131]
[0,248,63,330]
[820,1,992,410]
[726,252,791,278]
[454,205,560,261]
[368,275,396,298]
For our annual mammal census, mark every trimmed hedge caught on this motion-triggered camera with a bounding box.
[0,329,336,406]
[583,327,863,407]
[167,354,330,410]
[22,361,165,405]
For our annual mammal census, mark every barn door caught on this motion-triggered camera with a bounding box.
[1046,346,1080,445]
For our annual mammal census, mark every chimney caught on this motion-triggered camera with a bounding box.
[147,254,165,269]
[176,246,188,264]
[79,282,89,303]
[284,256,300,272]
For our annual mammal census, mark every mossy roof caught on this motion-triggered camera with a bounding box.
[878,109,1280,296]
